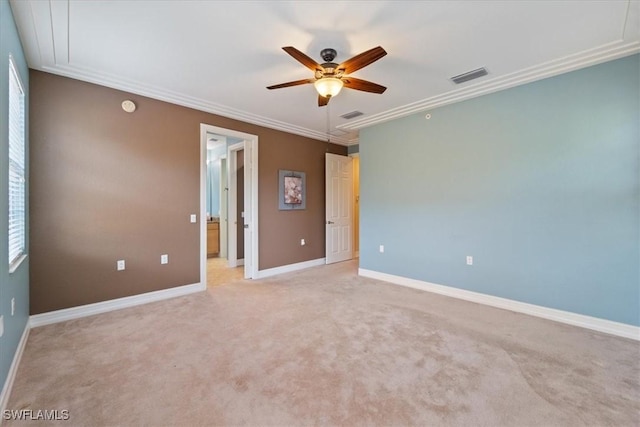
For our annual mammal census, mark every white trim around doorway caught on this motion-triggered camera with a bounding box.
[200,124,259,283]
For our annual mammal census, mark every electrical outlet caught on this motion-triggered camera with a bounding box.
[11,298,15,316]
[117,260,126,271]
[301,239,305,246]
[379,245,384,253]
[466,256,473,265]
[190,214,197,223]
[161,254,168,264]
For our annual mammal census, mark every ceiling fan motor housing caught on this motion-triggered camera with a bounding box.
[320,48,337,62]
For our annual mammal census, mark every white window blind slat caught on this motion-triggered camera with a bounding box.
[8,56,26,268]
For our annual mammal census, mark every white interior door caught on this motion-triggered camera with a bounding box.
[228,141,254,278]
[326,153,353,264]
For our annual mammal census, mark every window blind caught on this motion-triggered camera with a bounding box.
[8,57,25,269]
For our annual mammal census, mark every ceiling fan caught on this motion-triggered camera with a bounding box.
[267,46,387,107]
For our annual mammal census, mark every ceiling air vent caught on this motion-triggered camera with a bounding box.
[340,110,364,120]
[450,67,488,84]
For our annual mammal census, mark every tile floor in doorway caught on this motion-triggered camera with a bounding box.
[207,256,245,288]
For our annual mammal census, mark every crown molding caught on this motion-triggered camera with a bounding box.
[39,63,352,146]
[48,39,636,144]
[338,40,640,131]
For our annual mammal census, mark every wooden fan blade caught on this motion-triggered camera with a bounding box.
[338,46,387,74]
[267,78,315,90]
[282,46,323,72]
[342,77,387,94]
[318,95,330,107]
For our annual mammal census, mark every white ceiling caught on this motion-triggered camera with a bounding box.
[10,0,640,145]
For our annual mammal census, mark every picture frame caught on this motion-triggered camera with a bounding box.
[278,169,306,210]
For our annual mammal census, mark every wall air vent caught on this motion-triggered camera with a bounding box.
[450,67,488,84]
[340,110,364,120]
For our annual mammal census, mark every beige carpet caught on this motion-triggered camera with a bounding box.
[6,260,640,426]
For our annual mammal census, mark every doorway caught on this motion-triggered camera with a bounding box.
[200,124,259,287]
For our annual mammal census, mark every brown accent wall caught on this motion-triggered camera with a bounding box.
[29,71,346,314]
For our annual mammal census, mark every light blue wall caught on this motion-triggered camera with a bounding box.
[360,54,639,326]
[0,0,30,393]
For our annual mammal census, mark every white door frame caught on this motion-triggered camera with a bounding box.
[200,124,259,283]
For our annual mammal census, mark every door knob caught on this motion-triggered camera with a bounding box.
[327,221,334,224]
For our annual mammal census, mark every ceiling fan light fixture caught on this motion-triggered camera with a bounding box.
[267,46,386,106]
[314,77,343,98]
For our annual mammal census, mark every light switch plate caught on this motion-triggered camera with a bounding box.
[190,214,197,223]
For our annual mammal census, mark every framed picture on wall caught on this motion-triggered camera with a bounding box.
[278,170,306,210]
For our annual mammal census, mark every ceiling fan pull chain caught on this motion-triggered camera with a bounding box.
[325,101,332,152]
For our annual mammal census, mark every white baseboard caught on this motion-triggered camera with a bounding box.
[0,322,29,418]
[257,258,326,279]
[359,268,640,341]
[30,282,206,328]
[237,259,245,266]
